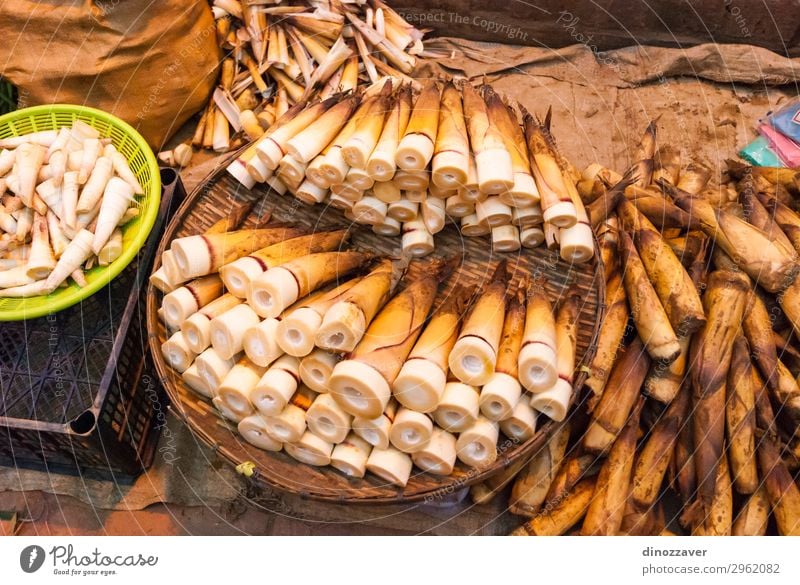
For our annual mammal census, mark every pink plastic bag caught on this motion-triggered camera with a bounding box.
[759,124,800,168]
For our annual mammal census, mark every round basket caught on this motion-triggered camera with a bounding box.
[0,104,161,321]
[146,152,605,504]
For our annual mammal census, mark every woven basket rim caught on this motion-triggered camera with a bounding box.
[146,146,606,504]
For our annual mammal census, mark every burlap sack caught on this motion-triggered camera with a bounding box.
[0,0,220,148]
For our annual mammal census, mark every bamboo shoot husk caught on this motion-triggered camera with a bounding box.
[315,259,397,352]
[530,294,579,422]
[691,453,732,536]
[432,82,470,189]
[219,230,348,299]
[618,199,705,335]
[479,288,524,421]
[672,190,798,293]
[172,225,305,280]
[449,262,508,386]
[582,398,643,535]
[758,431,800,535]
[726,336,758,494]
[632,387,688,508]
[248,250,370,318]
[462,83,513,195]
[330,264,447,418]
[618,230,681,362]
[584,337,650,454]
[509,422,571,516]
[732,486,769,536]
[688,269,749,519]
[511,476,597,536]
[393,286,472,412]
[584,272,628,400]
[676,162,711,195]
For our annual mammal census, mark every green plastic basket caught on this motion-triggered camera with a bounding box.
[0,105,161,320]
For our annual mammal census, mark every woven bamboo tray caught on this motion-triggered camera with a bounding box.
[146,153,605,504]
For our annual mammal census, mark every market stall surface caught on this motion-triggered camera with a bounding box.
[2,38,799,536]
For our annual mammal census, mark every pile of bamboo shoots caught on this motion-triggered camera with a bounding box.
[152,202,588,487]
[226,78,593,263]
[0,123,143,297]
[475,125,800,536]
[194,0,425,153]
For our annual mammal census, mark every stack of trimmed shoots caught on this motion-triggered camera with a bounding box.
[196,0,425,153]
[0,123,143,298]
[490,125,800,536]
[227,78,593,263]
[152,203,586,488]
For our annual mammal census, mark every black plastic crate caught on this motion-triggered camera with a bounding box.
[0,168,185,481]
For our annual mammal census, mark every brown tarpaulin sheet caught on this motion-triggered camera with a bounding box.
[0,0,219,148]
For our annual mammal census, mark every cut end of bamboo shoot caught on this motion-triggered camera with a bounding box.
[392,358,447,413]
[330,359,392,418]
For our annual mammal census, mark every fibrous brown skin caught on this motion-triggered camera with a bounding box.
[738,172,796,253]
[509,422,571,517]
[583,337,650,455]
[757,431,800,536]
[618,199,705,336]
[632,386,689,508]
[618,230,681,362]
[725,337,759,494]
[544,453,600,510]
[687,269,749,520]
[743,290,800,426]
[511,476,597,536]
[732,486,769,536]
[691,453,732,536]
[582,398,643,536]
[630,196,702,231]
[584,272,628,403]
[586,167,636,228]
[671,189,799,294]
